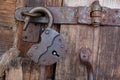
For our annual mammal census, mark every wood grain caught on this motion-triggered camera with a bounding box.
[0,30,14,55]
[0,0,16,29]
[0,1,17,80]
[0,0,16,55]
[55,0,120,80]
[5,58,23,80]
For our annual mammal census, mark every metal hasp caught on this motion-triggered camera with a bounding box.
[80,48,94,80]
[15,1,120,26]
[15,0,120,42]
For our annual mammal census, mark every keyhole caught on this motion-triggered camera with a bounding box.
[52,51,59,57]
[83,55,86,58]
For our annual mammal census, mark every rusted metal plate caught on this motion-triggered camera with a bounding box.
[0,30,14,55]
[15,7,77,24]
[101,7,120,26]
[15,6,120,26]
[28,28,65,65]
[22,23,41,42]
[78,7,91,25]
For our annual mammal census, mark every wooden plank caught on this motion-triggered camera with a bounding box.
[5,58,23,80]
[6,66,23,80]
[0,30,14,55]
[95,27,120,79]
[56,0,120,80]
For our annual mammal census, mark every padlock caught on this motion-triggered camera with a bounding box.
[25,7,65,65]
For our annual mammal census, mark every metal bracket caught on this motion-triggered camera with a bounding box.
[15,1,120,27]
[15,1,120,42]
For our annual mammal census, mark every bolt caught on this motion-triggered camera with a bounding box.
[61,45,64,48]
[45,30,49,34]
[59,39,62,42]
[34,46,38,49]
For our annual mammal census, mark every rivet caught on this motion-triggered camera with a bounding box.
[34,46,38,49]
[45,30,49,34]
[59,39,62,42]
[61,45,64,48]
[23,36,28,39]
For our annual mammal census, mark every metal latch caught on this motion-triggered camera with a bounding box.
[15,1,120,26]
[15,0,120,43]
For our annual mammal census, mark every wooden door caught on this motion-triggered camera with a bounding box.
[0,0,120,80]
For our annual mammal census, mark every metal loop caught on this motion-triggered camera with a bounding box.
[23,7,53,30]
[21,11,42,17]
[29,7,53,28]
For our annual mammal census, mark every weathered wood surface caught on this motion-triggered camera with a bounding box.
[0,0,16,56]
[0,30,14,55]
[0,0,16,29]
[0,0,17,79]
[1,0,62,80]
[55,0,120,80]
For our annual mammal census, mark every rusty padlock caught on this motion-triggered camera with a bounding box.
[24,7,65,65]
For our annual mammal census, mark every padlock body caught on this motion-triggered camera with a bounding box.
[27,28,65,65]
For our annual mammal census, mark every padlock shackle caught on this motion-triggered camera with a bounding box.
[23,7,53,30]
[30,7,53,28]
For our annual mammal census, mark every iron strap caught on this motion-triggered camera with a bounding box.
[15,1,120,27]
